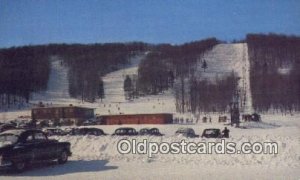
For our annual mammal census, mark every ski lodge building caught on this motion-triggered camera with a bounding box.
[31,105,94,126]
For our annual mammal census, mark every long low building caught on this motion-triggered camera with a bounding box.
[32,105,94,126]
[98,113,173,125]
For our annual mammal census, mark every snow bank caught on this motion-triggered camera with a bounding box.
[53,116,300,168]
[241,121,280,129]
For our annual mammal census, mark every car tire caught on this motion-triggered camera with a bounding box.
[13,161,26,173]
[58,150,68,164]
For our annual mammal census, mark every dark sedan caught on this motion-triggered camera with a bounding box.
[201,128,222,138]
[139,128,164,136]
[69,128,107,136]
[0,129,72,172]
[112,127,138,136]
[0,124,16,133]
[43,128,69,136]
[175,128,199,138]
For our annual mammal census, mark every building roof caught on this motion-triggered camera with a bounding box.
[98,113,173,117]
[32,105,94,110]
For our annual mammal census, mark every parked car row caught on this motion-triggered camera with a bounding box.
[41,127,229,138]
[0,126,229,173]
[42,127,163,136]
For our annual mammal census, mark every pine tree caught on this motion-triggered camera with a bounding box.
[124,75,133,100]
[98,78,105,102]
[202,59,208,72]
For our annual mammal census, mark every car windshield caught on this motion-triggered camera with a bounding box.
[151,129,158,133]
[177,129,192,133]
[205,130,218,135]
[0,134,19,147]
[140,129,148,133]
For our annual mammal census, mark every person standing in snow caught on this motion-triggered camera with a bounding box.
[222,127,230,138]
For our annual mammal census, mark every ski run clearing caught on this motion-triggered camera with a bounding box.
[0,43,299,179]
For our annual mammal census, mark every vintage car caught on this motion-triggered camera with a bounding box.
[0,129,72,172]
[82,120,97,126]
[42,128,69,136]
[175,128,199,138]
[69,127,107,136]
[201,128,222,138]
[0,124,16,133]
[82,118,101,126]
[112,127,138,136]
[139,128,164,136]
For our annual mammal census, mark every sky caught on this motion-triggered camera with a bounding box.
[0,0,299,48]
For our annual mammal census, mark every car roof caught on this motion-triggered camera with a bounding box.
[140,128,150,131]
[81,127,102,130]
[0,123,15,127]
[0,129,43,136]
[0,129,26,136]
[204,128,220,131]
[0,129,43,135]
[177,127,193,131]
[116,127,135,130]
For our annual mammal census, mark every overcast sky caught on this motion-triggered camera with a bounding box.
[0,0,299,48]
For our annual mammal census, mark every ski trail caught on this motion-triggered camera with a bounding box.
[32,57,72,103]
[241,43,253,113]
[99,53,175,115]
[102,54,145,103]
[195,43,253,113]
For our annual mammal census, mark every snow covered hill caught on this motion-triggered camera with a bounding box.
[195,43,253,113]
[102,54,143,103]
[31,57,77,104]
[0,43,254,119]
[99,53,175,115]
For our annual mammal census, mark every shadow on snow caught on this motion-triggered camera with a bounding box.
[1,160,118,176]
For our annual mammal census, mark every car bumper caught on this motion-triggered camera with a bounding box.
[68,151,72,156]
[0,160,13,169]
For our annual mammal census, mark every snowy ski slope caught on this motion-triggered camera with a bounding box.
[99,53,175,115]
[195,43,253,113]
[31,57,77,104]
[1,43,254,119]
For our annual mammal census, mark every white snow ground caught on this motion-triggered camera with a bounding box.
[1,114,299,179]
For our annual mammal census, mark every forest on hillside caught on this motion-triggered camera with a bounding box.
[0,42,149,106]
[136,38,238,113]
[137,38,220,95]
[2,34,299,113]
[247,33,300,113]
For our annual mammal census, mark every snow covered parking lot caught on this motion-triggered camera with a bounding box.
[1,114,299,180]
